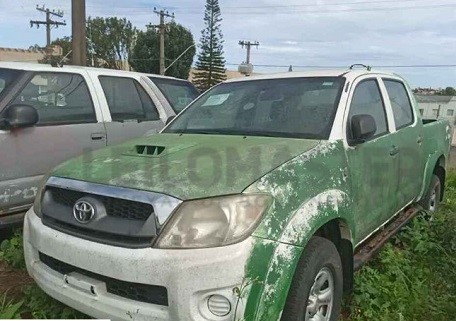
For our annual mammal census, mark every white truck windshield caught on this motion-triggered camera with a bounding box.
[165,77,345,139]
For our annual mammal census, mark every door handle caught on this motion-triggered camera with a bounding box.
[417,135,423,145]
[389,146,399,156]
[91,133,105,141]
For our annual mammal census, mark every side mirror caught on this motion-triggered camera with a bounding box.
[166,115,176,125]
[350,114,377,144]
[0,104,39,130]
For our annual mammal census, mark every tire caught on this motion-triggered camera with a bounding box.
[419,174,441,212]
[281,236,343,321]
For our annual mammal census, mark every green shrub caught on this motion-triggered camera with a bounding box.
[345,172,456,321]
[0,230,25,269]
[22,285,87,319]
[0,294,23,319]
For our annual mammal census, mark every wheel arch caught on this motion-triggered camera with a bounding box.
[314,218,354,294]
[244,190,357,320]
[434,155,446,201]
[420,153,446,202]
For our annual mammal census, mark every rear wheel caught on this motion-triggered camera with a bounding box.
[419,174,441,212]
[281,236,343,321]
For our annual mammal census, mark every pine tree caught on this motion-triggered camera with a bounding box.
[193,0,227,92]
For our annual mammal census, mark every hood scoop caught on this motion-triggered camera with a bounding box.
[134,145,166,156]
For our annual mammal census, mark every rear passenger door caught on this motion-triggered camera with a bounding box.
[0,71,106,212]
[98,76,165,145]
[381,78,425,207]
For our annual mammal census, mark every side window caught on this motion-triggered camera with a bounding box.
[134,82,160,120]
[12,72,96,125]
[99,76,159,122]
[383,80,414,129]
[348,79,388,140]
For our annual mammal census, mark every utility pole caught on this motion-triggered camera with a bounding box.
[238,40,259,76]
[30,5,66,47]
[238,40,259,64]
[147,8,174,75]
[71,0,86,66]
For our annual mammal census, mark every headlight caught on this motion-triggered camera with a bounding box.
[33,175,49,218]
[155,194,272,249]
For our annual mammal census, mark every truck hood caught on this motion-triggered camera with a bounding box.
[51,133,319,200]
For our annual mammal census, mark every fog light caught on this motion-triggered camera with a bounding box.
[207,294,231,317]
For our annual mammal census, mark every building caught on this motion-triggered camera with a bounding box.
[0,47,45,63]
[415,95,456,145]
[415,95,456,123]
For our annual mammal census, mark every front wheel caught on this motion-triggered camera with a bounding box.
[281,236,343,321]
[419,174,442,212]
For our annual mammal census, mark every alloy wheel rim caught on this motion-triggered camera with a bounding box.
[429,187,437,212]
[305,267,334,321]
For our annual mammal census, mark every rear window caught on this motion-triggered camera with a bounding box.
[0,68,22,98]
[383,79,414,129]
[149,77,199,113]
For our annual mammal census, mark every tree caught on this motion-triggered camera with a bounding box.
[52,37,72,57]
[38,37,72,65]
[130,22,196,79]
[443,87,456,96]
[87,17,137,69]
[192,0,226,91]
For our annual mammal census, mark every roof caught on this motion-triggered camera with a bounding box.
[0,47,44,54]
[224,69,400,83]
[0,61,184,81]
[414,95,454,103]
[146,73,191,83]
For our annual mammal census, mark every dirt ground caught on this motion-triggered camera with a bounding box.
[0,261,33,299]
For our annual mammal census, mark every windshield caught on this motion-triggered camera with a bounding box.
[149,77,200,113]
[165,77,345,139]
[0,68,22,99]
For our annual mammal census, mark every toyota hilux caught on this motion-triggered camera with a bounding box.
[23,68,450,321]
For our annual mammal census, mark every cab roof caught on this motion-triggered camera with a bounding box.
[0,61,187,81]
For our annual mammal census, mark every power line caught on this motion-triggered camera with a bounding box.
[106,3,456,16]
[172,3,456,15]
[82,0,452,10]
[212,0,454,9]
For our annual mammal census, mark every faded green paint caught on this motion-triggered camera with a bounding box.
[51,133,318,200]
[242,140,356,320]
[239,126,450,320]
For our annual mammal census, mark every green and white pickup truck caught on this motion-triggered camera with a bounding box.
[24,68,450,321]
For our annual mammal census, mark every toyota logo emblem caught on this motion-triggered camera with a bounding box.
[73,200,95,224]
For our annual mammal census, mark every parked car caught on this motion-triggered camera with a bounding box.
[146,74,200,113]
[0,62,197,228]
[24,68,450,321]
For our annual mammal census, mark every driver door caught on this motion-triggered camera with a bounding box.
[0,71,106,214]
[344,78,400,243]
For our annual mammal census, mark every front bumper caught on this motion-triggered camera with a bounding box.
[24,208,253,321]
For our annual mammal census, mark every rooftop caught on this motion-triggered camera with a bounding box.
[414,95,454,103]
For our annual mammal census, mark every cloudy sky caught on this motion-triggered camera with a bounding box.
[1,0,456,87]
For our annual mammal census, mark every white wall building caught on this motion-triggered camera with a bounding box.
[415,95,456,145]
[415,95,456,123]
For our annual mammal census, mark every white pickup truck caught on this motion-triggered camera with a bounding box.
[0,62,199,227]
